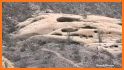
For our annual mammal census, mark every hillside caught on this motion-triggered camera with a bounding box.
[2,2,122,68]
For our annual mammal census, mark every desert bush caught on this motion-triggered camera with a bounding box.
[16,59,28,68]
[116,39,122,43]
[57,43,65,51]
[23,40,40,52]
[3,52,21,62]
[12,54,21,62]
[3,3,33,22]
[34,53,41,60]
[92,55,99,62]
[117,53,122,58]
[20,46,26,52]
[6,47,16,51]
[100,49,113,58]
[69,44,81,63]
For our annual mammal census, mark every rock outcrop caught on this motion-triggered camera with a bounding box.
[2,56,14,68]
[15,13,121,44]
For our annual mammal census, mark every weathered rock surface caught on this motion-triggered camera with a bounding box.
[2,56,14,68]
[15,13,121,44]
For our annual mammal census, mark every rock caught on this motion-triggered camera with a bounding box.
[14,13,121,44]
[2,56,14,68]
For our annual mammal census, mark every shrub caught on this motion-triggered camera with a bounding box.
[116,39,122,43]
[70,45,81,63]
